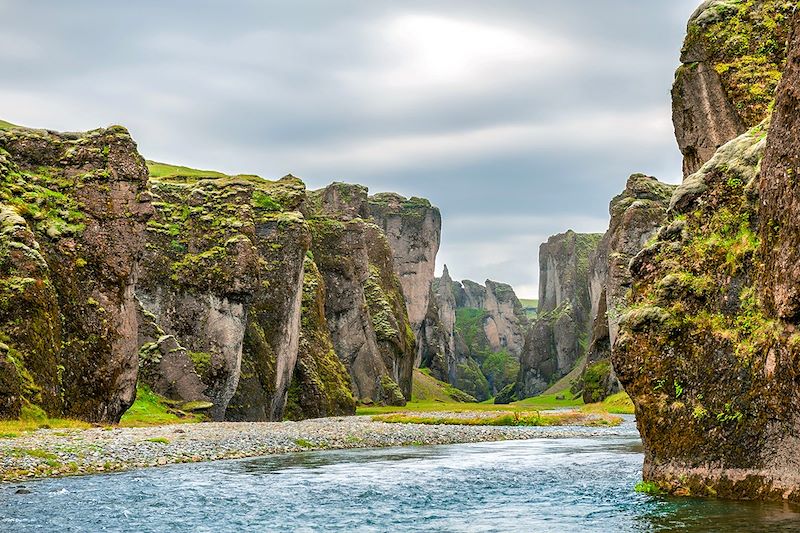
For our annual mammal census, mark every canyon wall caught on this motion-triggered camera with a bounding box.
[0,126,152,422]
[614,3,800,500]
[424,272,528,401]
[0,127,435,422]
[515,231,603,398]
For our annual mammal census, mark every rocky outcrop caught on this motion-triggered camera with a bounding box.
[285,257,356,420]
[418,265,457,383]
[612,6,800,502]
[306,183,414,406]
[673,0,792,175]
[0,126,152,422]
[368,193,441,366]
[580,174,675,403]
[516,231,603,398]
[137,174,308,422]
[424,273,527,401]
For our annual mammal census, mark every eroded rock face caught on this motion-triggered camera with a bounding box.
[580,174,675,402]
[516,231,603,398]
[0,126,151,422]
[368,193,441,366]
[673,0,792,175]
[285,257,356,420]
[306,183,414,405]
[424,273,527,401]
[138,174,309,421]
[418,265,457,382]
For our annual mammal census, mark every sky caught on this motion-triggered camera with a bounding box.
[0,0,702,298]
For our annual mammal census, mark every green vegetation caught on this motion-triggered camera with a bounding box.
[0,403,90,438]
[146,437,170,444]
[453,307,519,400]
[0,119,18,130]
[412,368,476,403]
[373,410,621,427]
[146,160,230,179]
[519,298,539,319]
[635,481,665,496]
[119,385,204,427]
[693,0,794,125]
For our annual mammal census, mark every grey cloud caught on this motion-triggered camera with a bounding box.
[0,0,701,296]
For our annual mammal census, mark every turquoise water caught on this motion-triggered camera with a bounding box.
[2,421,799,532]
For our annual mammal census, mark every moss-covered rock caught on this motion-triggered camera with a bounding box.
[285,257,356,420]
[673,0,793,175]
[0,125,152,422]
[306,183,415,405]
[614,88,800,499]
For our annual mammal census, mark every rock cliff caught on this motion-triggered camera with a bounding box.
[516,231,603,398]
[0,120,437,423]
[368,193,441,367]
[581,175,675,402]
[425,273,528,401]
[306,183,414,406]
[0,126,151,422]
[614,7,800,501]
[672,0,792,175]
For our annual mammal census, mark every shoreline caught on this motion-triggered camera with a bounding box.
[1,414,636,483]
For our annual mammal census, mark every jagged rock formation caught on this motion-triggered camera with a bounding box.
[418,265,457,383]
[425,273,528,401]
[368,193,441,366]
[615,7,800,501]
[0,126,152,422]
[673,0,792,175]
[0,120,437,423]
[516,231,603,398]
[581,175,676,402]
[306,183,414,406]
[136,174,308,422]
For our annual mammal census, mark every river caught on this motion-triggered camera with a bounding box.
[1,417,799,532]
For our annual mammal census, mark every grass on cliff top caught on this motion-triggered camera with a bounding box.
[0,119,18,131]
[147,160,231,179]
[373,410,621,427]
[119,385,204,427]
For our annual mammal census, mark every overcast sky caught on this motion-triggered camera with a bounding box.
[1,0,701,297]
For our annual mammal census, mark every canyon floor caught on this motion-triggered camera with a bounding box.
[0,405,631,484]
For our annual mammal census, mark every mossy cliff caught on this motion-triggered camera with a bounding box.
[284,257,356,420]
[138,171,310,422]
[516,231,603,398]
[0,122,436,422]
[615,9,800,501]
[368,193,441,366]
[673,0,794,175]
[305,183,415,406]
[579,175,676,403]
[423,273,527,402]
[0,126,152,422]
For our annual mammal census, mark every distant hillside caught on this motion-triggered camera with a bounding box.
[519,298,538,319]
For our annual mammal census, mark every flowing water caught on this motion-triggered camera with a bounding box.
[1,418,799,532]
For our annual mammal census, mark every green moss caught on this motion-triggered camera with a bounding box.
[188,351,212,380]
[364,265,399,340]
[692,0,794,125]
[582,360,613,403]
[379,375,406,406]
[119,385,202,427]
[146,437,170,444]
[635,481,666,496]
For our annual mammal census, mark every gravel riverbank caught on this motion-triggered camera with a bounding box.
[0,414,637,483]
